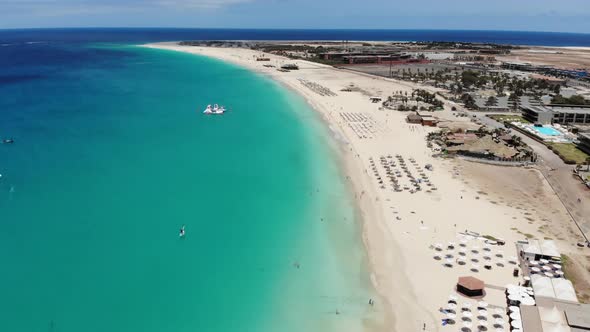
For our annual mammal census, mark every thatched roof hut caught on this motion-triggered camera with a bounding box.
[446,136,518,158]
[457,276,485,297]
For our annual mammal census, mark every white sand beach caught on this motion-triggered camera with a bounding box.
[145,42,583,331]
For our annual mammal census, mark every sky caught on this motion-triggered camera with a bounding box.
[1,0,590,32]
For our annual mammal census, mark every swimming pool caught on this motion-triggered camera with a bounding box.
[531,126,561,136]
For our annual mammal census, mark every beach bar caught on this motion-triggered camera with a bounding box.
[519,240,560,262]
[457,276,485,297]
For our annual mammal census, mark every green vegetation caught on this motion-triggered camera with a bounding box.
[483,235,499,241]
[561,254,570,278]
[547,143,590,165]
[489,114,530,123]
[461,93,478,110]
[412,89,444,109]
[551,94,590,105]
[485,96,498,106]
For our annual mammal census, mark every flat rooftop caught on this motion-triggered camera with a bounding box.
[523,105,590,115]
[565,304,590,330]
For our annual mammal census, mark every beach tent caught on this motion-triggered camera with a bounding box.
[539,306,565,325]
[457,276,485,297]
[521,240,560,261]
[541,321,571,332]
[552,278,578,303]
[532,274,555,298]
[531,275,578,303]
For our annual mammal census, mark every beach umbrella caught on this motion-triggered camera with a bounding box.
[447,303,458,310]
[446,312,457,319]
[434,243,443,249]
[542,265,552,271]
[494,308,504,315]
[460,239,469,246]
[448,241,456,248]
[478,320,488,327]
[445,258,454,266]
[471,264,480,271]
[462,302,472,308]
[529,260,539,266]
[509,312,521,320]
[494,318,505,325]
[463,311,473,318]
[507,294,520,302]
[462,321,473,328]
[540,259,549,264]
[471,246,479,252]
[511,319,523,329]
[508,306,520,313]
[477,301,488,308]
[530,267,541,273]
[449,295,458,301]
[552,264,562,270]
[544,272,554,278]
[520,297,536,306]
[478,309,488,316]
[554,270,564,277]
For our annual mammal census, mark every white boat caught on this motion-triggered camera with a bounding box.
[203,104,226,115]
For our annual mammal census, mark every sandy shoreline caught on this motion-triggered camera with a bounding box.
[144,42,583,331]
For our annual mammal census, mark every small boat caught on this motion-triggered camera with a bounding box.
[2,138,13,144]
[203,104,226,115]
[179,225,186,238]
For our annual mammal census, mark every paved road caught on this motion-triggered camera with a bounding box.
[474,113,590,241]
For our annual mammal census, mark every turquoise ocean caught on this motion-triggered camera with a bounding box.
[0,40,378,331]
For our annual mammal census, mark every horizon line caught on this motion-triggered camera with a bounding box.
[1,27,590,36]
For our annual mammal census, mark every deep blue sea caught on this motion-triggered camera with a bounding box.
[1,28,590,46]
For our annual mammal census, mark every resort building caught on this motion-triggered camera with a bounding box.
[406,113,422,124]
[419,114,438,127]
[520,298,590,332]
[577,133,590,154]
[521,105,590,125]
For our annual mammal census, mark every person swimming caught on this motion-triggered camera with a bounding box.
[179,225,185,237]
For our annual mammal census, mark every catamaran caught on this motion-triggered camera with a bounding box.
[203,104,226,115]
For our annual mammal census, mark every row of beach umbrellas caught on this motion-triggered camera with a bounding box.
[445,296,508,331]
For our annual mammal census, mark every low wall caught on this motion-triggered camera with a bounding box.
[457,155,535,167]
